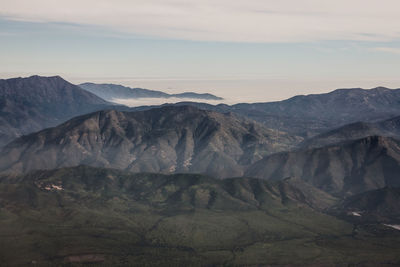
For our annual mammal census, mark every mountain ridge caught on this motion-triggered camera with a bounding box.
[246,135,400,197]
[124,86,400,137]
[301,115,400,148]
[0,75,113,147]
[0,105,301,177]
[79,82,223,101]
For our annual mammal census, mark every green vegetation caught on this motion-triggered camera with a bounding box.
[0,166,399,266]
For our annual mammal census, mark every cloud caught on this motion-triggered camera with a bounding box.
[372,47,400,55]
[1,0,400,43]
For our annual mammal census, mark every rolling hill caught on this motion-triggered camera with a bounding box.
[1,166,399,266]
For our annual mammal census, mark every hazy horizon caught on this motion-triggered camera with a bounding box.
[2,73,400,105]
[1,0,400,102]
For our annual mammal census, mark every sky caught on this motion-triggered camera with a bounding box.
[1,0,400,103]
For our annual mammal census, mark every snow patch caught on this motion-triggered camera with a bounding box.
[44,184,63,191]
[384,224,400,231]
[347,211,362,217]
[183,157,192,168]
[35,181,64,191]
[169,165,176,172]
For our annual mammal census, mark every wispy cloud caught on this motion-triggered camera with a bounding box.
[1,0,400,43]
[372,47,400,55]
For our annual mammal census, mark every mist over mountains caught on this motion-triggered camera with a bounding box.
[1,75,400,265]
[79,82,223,102]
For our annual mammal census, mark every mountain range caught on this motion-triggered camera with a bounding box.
[2,75,400,265]
[230,87,400,137]
[0,105,301,177]
[2,76,400,194]
[2,100,400,201]
[3,75,400,145]
[147,87,400,137]
[79,82,223,102]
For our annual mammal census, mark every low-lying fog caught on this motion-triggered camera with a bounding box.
[112,97,225,107]
[72,76,400,106]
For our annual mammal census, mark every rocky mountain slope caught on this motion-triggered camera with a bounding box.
[79,82,223,101]
[0,75,111,147]
[246,136,400,197]
[0,105,301,177]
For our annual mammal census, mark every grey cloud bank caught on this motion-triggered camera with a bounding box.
[1,0,400,43]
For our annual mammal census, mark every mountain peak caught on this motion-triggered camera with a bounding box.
[371,86,391,91]
[0,105,301,177]
[28,74,64,80]
[0,75,112,147]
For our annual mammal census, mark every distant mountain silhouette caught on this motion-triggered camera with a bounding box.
[79,82,223,101]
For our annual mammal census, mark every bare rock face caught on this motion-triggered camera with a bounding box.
[0,75,110,147]
[0,105,301,178]
[247,136,400,197]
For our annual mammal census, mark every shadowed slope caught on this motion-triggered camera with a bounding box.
[0,75,111,147]
[301,115,400,148]
[247,136,400,197]
[331,187,400,223]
